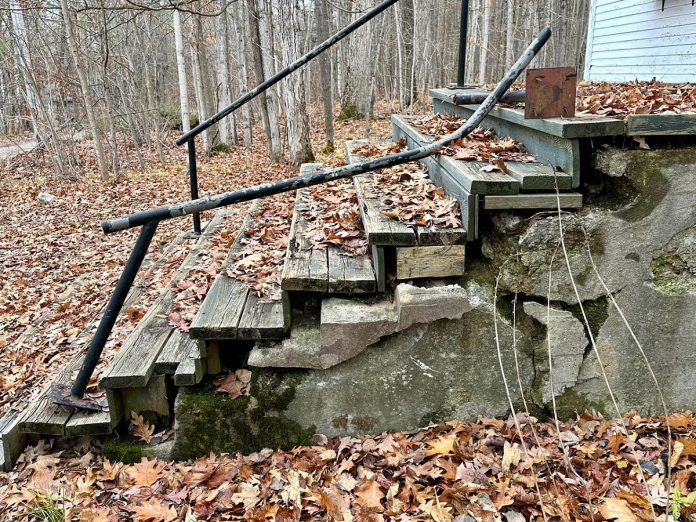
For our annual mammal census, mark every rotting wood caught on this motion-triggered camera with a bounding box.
[0,410,30,471]
[205,341,222,375]
[155,328,193,375]
[237,293,287,339]
[120,374,170,425]
[483,193,583,210]
[327,248,376,294]
[395,245,466,280]
[372,245,386,293]
[188,277,249,339]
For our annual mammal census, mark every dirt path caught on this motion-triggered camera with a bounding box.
[0,140,38,162]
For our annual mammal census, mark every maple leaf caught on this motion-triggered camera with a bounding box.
[128,457,166,487]
[355,480,385,512]
[130,411,155,444]
[424,435,456,457]
[128,498,178,522]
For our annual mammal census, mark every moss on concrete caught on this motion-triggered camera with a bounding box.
[549,389,608,420]
[566,297,609,344]
[172,370,315,461]
[651,247,696,296]
[103,437,144,464]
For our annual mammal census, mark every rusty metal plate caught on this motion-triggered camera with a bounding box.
[524,67,577,119]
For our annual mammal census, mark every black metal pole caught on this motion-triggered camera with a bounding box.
[187,139,201,235]
[456,0,469,87]
[104,28,551,235]
[176,0,399,146]
[453,90,526,105]
[69,222,158,398]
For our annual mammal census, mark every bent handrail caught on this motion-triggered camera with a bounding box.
[108,27,551,234]
[176,0,399,146]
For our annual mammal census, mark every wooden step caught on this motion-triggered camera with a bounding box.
[345,141,467,280]
[189,204,289,341]
[281,167,377,295]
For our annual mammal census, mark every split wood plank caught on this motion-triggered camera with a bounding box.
[327,248,376,294]
[506,162,572,191]
[626,114,696,136]
[174,336,206,387]
[429,88,626,138]
[483,193,583,210]
[155,328,194,374]
[237,293,287,340]
[395,245,466,280]
[188,276,249,339]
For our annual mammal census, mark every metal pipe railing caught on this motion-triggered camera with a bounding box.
[176,0,399,235]
[456,0,469,87]
[53,27,552,411]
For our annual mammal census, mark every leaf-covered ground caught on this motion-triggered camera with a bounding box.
[0,411,694,521]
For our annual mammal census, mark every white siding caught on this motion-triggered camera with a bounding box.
[585,0,696,82]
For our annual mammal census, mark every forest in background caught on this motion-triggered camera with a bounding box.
[1,0,589,176]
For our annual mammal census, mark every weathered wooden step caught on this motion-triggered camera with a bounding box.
[282,164,377,295]
[189,204,289,341]
[345,141,467,280]
[429,88,585,187]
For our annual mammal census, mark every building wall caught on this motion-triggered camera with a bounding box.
[584,0,696,82]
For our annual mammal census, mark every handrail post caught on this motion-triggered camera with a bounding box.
[63,222,158,403]
[457,0,469,87]
[187,138,202,235]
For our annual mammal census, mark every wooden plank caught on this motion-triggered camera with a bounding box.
[65,389,122,437]
[155,328,193,375]
[506,162,573,191]
[395,245,466,280]
[353,175,418,246]
[626,114,696,136]
[188,276,250,339]
[0,410,29,471]
[416,226,467,246]
[121,374,171,427]
[100,293,175,389]
[237,295,287,340]
[281,189,330,292]
[327,249,376,294]
[345,141,418,247]
[21,354,84,435]
[483,193,583,210]
[392,115,519,195]
[429,100,583,188]
[174,337,206,386]
[205,341,222,374]
[429,88,626,138]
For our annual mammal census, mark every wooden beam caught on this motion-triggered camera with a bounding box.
[395,245,466,280]
[483,193,583,210]
[626,114,696,136]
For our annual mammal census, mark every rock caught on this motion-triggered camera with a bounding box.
[38,192,56,204]
[142,440,175,460]
[523,301,587,402]
[395,282,471,330]
[482,148,696,304]
[319,296,399,369]
[248,313,323,369]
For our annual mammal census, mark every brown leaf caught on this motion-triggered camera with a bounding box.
[128,498,178,522]
[355,480,385,512]
[130,411,155,444]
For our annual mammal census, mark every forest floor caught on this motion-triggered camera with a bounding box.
[0,105,694,521]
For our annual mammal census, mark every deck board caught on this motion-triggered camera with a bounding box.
[174,338,206,386]
[506,162,572,191]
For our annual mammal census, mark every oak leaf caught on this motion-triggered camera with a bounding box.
[355,480,384,512]
[130,411,155,444]
[128,498,178,522]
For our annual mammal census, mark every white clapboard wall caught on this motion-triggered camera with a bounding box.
[585,0,696,82]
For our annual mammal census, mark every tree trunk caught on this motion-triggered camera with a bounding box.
[314,0,334,151]
[173,10,191,134]
[191,15,211,153]
[256,0,283,161]
[215,2,232,146]
[232,4,253,147]
[59,0,109,181]
[479,0,491,84]
[279,0,314,166]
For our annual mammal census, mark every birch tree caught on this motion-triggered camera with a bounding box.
[173,9,191,134]
[215,2,232,146]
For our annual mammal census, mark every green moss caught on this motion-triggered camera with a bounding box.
[566,297,609,343]
[549,389,608,420]
[103,437,145,464]
[322,143,336,154]
[337,104,363,122]
[172,370,315,460]
[651,248,696,296]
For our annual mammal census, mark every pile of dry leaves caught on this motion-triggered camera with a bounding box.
[409,115,536,165]
[354,141,462,230]
[300,180,369,256]
[1,410,694,521]
[227,194,295,302]
[576,81,696,117]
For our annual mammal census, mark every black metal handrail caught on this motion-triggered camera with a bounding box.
[52,27,552,411]
[176,0,399,235]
